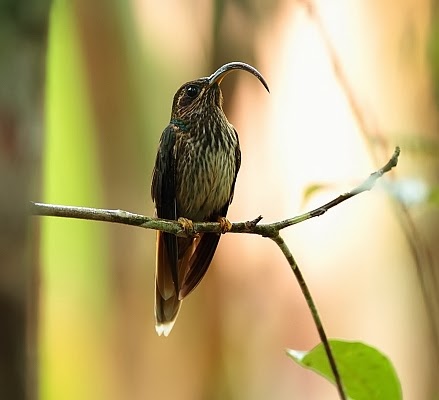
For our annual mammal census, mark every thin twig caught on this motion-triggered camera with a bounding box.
[274,146,400,230]
[30,147,400,400]
[271,234,346,400]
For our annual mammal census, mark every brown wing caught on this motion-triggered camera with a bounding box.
[179,133,241,299]
[151,125,181,335]
[151,125,178,286]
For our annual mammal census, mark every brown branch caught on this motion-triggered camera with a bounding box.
[30,147,400,239]
[30,147,400,400]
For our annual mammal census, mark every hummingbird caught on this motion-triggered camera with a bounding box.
[151,62,269,336]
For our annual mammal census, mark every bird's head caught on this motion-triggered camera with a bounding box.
[170,62,269,126]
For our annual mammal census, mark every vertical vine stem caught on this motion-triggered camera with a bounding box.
[270,233,347,400]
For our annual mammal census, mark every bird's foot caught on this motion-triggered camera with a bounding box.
[178,217,195,236]
[218,217,232,234]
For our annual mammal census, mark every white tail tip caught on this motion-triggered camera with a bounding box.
[155,321,176,337]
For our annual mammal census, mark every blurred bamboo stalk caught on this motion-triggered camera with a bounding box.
[71,1,155,399]
[0,1,50,399]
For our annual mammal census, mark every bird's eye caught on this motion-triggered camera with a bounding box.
[186,85,200,98]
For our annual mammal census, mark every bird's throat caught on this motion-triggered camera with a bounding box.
[170,118,190,132]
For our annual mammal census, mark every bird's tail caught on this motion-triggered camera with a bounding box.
[154,287,181,337]
[154,231,182,336]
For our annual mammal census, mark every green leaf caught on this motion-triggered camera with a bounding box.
[286,340,402,400]
[301,183,331,205]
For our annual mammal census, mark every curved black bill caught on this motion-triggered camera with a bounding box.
[208,62,270,93]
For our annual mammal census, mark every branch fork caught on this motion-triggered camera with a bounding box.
[31,147,400,400]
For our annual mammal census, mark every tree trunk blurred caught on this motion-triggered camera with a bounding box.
[72,1,156,398]
[0,1,50,399]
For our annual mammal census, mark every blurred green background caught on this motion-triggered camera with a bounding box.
[4,0,436,399]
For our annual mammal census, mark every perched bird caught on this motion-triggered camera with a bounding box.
[151,62,269,336]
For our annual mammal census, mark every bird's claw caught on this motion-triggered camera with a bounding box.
[218,217,232,234]
[178,217,195,236]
